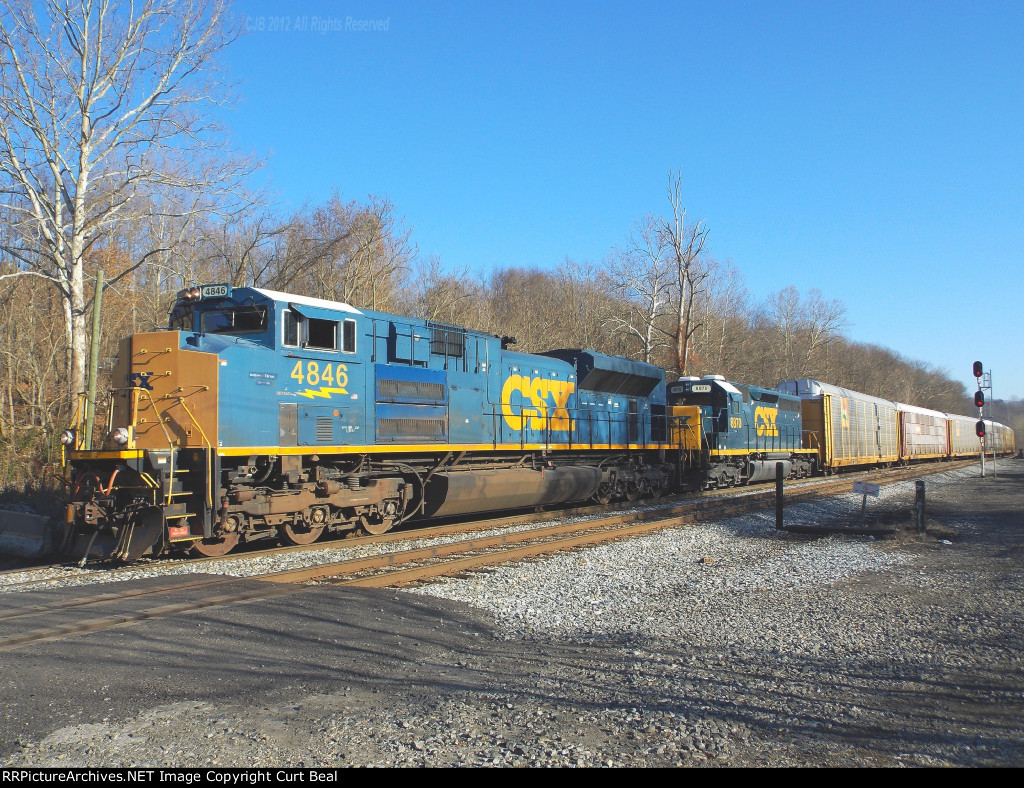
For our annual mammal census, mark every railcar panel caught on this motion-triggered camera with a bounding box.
[946,413,980,457]
[896,403,948,461]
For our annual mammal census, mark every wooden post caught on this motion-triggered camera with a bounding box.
[83,269,104,450]
[775,461,784,529]
[915,480,925,533]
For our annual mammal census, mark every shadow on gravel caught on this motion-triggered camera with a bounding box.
[633,646,1024,766]
[5,588,1024,767]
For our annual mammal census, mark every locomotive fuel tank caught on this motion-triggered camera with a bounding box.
[421,466,603,518]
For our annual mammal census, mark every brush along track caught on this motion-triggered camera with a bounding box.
[0,461,965,652]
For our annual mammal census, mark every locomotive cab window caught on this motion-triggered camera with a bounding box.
[168,304,194,332]
[282,309,356,353]
[342,319,356,353]
[200,305,268,335]
[282,309,299,347]
[306,317,337,350]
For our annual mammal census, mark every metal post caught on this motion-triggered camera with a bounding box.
[990,372,997,478]
[83,269,104,451]
[914,480,925,533]
[775,461,784,529]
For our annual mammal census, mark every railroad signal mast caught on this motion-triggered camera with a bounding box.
[973,360,995,478]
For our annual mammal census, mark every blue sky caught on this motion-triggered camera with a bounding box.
[220,1,1023,399]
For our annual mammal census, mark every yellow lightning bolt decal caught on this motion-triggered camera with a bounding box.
[297,386,348,399]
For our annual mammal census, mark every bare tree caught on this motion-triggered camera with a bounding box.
[261,193,414,311]
[408,255,479,324]
[691,258,749,377]
[607,221,673,364]
[761,285,848,381]
[554,258,622,353]
[0,0,250,402]
[660,169,710,375]
[607,170,710,372]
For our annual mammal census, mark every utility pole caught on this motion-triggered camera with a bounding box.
[84,270,104,450]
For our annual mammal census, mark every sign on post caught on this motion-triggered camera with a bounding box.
[852,481,880,497]
[853,481,880,526]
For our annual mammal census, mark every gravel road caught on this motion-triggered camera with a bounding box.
[3,460,1022,767]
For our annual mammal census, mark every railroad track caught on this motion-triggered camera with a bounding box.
[0,460,972,586]
[0,461,969,653]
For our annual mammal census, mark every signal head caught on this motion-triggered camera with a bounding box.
[973,361,983,377]
[976,420,986,438]
[974,390,985,409]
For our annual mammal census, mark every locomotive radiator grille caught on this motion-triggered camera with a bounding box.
[378,417,446,441]
[377,378,446,403]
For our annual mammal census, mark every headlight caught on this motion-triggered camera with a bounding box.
[111,427,130,445]
[187,286,201,301]
[59,429,76,446]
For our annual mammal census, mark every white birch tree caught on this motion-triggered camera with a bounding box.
[0,0,248,402]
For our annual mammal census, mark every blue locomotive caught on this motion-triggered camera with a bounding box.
[666,376,817,487]
[60,284,694,560]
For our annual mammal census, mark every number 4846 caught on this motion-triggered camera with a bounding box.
[290,360,348,389]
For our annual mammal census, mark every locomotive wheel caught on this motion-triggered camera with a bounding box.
[190,533,240,558]
[359,514,395,536]
[278,521,326,546]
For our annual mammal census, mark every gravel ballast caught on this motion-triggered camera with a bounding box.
[2,460,1022,767]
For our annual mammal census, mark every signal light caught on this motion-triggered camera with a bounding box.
[976,420,986,438]
[974,390,985,408]
[973,361,983,377]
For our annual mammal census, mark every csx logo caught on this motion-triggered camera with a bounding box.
[501,374,575,431]
[129,372,154,391]
[754,405,778,437]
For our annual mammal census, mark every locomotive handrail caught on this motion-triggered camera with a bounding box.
[802,430,821,452]
[135,388,177,506]
[174,395,214,509]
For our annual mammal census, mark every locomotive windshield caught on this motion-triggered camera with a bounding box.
[168,304,194,331]
[199,305,268,335]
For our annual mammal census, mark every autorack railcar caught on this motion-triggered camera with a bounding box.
[983,420,1015,455]
[896,402,948,462]
[776,379,900,472]
[778,380,1015,470]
